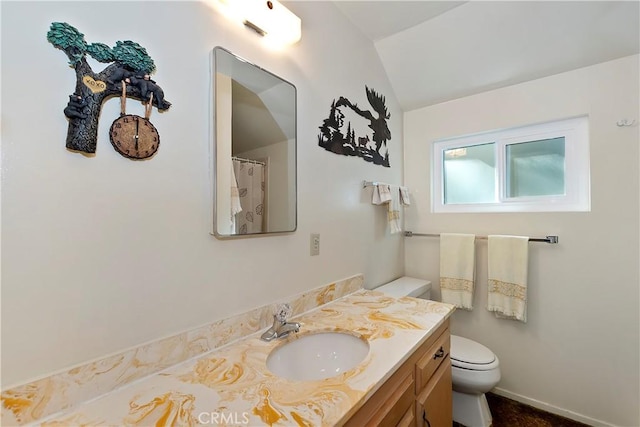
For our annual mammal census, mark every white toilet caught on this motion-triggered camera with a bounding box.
[375,277,501,427]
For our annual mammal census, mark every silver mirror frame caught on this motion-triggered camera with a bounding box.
[211,47,297,239]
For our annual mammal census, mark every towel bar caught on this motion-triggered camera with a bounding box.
[362,180,385,188]
[404,231,558,244]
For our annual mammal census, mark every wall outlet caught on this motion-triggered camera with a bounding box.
[310,233,320,256]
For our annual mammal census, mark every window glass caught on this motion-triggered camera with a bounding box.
[432,116,589,213]
[506,137,565,198]
[443,143,495,204]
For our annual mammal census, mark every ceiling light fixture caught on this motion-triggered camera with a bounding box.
[211,0,301,46]
[445,148,467,158]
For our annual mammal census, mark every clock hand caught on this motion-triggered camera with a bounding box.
[134,117,139,150]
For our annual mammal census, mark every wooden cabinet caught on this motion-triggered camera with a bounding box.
[416,358,452,427]
[415,324,452,427]
[344,320,452,427]
[344,361,415,427]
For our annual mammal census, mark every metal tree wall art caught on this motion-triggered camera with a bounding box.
[47,22,171,155]
[318,86,391,167]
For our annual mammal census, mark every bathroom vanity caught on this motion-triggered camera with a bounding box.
[19,289,454,426]
[345,320,452,427]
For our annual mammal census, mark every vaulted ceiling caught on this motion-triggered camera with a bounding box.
[332,1,640,111]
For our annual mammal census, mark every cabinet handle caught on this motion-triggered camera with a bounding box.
[433,346,445,359]
[422,410,432,427]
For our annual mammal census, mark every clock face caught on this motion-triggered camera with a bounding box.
[109,114,160,160]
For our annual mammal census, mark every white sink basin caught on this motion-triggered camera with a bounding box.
[266,332,369,381]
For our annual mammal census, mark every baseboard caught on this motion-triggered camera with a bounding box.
[491,387,618,427]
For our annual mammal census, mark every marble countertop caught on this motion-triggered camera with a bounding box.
[39,290,454,426]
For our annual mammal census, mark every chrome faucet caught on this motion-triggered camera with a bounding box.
[261,303,301,342]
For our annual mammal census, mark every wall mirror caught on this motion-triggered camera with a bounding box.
[212,47,297,238]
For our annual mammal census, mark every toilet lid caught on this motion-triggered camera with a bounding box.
[451,335,498,371]
[374,277,431,298]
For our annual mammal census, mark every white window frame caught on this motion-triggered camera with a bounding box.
[432,116,590,213]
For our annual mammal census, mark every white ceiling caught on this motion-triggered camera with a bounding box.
[333,1,467,41]
[332,1,640,111]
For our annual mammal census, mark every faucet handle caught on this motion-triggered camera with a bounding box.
[275,303,292,322]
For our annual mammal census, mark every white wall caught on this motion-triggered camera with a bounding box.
[404,55,639,426]
[0,1,404,387]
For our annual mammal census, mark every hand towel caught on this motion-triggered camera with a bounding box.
[387,185,401,234]
[439,233,476,310]
[487,235,529,322]
[399,186,411,206]
[371,184,401,234]
[372,184,392,205]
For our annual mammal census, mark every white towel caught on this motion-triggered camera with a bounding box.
[387,185,401,234]
[371,184,401,234]
[372,184,392,205]
[439,233,475,310]
[487,235,529,322]
[399,186,411,206]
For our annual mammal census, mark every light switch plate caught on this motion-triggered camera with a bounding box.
[310,233,320,256]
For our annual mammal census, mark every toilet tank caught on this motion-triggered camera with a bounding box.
[375,276,432,299]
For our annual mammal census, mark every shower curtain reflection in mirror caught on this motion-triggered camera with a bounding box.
[232,157,266,234]
[212,47,296,238]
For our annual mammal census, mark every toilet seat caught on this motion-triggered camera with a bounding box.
[451,335,499,371]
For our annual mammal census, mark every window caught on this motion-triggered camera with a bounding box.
[432,116,590,213]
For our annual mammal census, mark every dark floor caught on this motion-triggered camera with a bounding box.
[453,393,590,427]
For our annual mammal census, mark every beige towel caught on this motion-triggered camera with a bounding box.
[439,233,475,310]
[487,235,529,322]
[387,185,401,234]
[371,184,401,234]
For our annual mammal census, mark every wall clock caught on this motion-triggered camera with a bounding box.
[109,83,160,160]
[47,22,171,154]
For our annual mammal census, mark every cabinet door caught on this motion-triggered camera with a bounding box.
[397,405,416,427]
[345,368,414,427]
[416,359,452,427]
[369,369,415,427]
